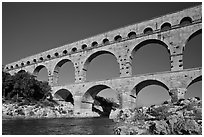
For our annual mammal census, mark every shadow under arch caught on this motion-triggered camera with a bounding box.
[81,84,119,117]
[83,50,120,81]
[185,75,202,99]
[183,29,202,69]
[82,84,111,103]
[131,79,169,96]
[17,70,26,73]
[187,75,202,88]
[131,39,170,56]
[131,39,171,75]
[131,79,170,107]
[184,29,202,51]
[33,65,48,76]
[53,58,75,85]
[84,50,119,66]
[54,88,74,105]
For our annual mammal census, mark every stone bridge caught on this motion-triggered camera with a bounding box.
[4,5,202,113]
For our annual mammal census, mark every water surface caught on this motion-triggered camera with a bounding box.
[2,117,116,135]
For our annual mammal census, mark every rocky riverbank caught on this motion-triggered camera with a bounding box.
[113,97,202,135]
[2,99,99,120]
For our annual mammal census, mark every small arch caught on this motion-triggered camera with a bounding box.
[128,31,136,39]
[91,41,98,47]
[114,35,122,42]
[180,17,192,26]
[39,57,43,61]
[72,47,77,52]
[10,66,13,69]
[54,89,74,105]
[82,44,87,50]
[63,50,68,55]
[6,67,9,69]
[143,27,153,35]
[18,70,26,73]
[33,59,37,63]
[103,38,109,45]
[47,55,51,59]
[15,64,19,68]
[27,61,30,65]
[161,22,171,31]
[21,62,24,66]
[55,52,59,57]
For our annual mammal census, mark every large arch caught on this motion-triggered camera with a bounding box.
[81,84,119,116]
[187,75,202,88]
[54,88,74,105]
[53,59,75,85]
[183,29,202,69]
[83,50,120,81]
[33,65,48,81]
[131,39,170,75]
[131,79,170,107]
[185,75,202,99]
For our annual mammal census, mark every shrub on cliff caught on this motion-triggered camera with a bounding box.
[2,70,51,101]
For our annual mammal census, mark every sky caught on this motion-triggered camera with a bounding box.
[2,2,202,107]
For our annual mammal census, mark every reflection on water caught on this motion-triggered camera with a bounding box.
[2,117,116,135]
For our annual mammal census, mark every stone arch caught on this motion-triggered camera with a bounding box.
[17,69,26,73]
[128,31,136,39]
[53,58,75,85]
[131,79,169,96]
[130,39,171,75]
[187,75,202,88]
[160,22,171,31]
[143,27,153,35]
[81,84,119,114]
[54,88,74,105]
[185,75,202,99]
[114,35,122,42]
[83,50,120,81]
[180,16,192,26]
[81,44,87,50]
[131,79,170,107]
[102,38,109,45]
[33,65,48,76]
[91,41,98,47]
[131,39,170,56]
[183,29,202,69]
[184,29,202,51]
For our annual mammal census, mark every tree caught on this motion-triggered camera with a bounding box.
[2,70,51,101]
[2,71,14,98]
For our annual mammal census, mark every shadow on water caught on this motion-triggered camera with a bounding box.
[2,117,116,135]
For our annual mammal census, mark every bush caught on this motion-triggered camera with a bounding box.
[2,71,52,102]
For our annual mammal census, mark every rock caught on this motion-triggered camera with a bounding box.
[109,109,120,119]
[113,97,202,135]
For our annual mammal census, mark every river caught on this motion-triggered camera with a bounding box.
[2,117,116,135]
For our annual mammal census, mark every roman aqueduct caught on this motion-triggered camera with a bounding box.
[4,5,202,113]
